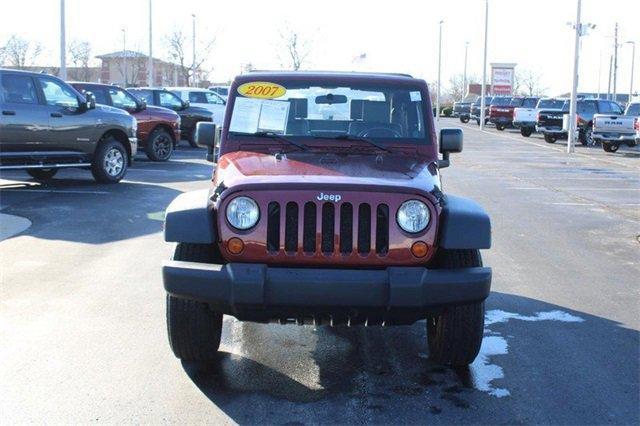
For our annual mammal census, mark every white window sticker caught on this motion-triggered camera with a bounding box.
[258,100,290,133]
[229,97,261,134]
[410,91,422,102]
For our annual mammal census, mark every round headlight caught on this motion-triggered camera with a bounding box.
[226,196,260,230]
[397,200,430,233]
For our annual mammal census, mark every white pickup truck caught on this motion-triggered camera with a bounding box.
[514,98,566,137]
[592,102,640,152]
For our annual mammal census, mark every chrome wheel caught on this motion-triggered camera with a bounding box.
[104,148,124,176]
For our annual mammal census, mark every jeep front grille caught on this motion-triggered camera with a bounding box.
[267,201,389,256]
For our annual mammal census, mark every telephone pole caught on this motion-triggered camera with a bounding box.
[462,41,469,101]
[148,0,153,86]
[480,0,489,130]
[191,13,196,87]
[436,20,443,122]
[567,0,582,154]
[612,23,618,102]
[59,0,66,79]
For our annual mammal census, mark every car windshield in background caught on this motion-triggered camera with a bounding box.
[538,99,566,109]
[491,97,511,106]
[626,104,640,116]
[509,98,524,107]
[522,98,538,108]
[228,83,427,142]
[188,91,224,104]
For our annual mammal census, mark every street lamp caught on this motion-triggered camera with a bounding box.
[436,20,443,123]
[624,41,636,102]
[479,0,489,130]
[462,41,469,102]
[148,0,153,86]
[191,13,196,87]
[59,0,66,80]
[122,28,127,85]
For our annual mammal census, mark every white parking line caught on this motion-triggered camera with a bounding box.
[556,188,640,191]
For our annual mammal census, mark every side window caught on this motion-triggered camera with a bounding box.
[577,101,597,115]
[131,89,153,104]
[609,102,624,115]
[598,101,612,113]
[159,91,183,109]
[76,85,109,105]
[38,77,78,108]
[188,91,207,103]
[109,88,137,110]
[1,74,39,105]
[205,92,225,105]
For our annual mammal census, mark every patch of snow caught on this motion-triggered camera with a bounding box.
[470,309,585,398]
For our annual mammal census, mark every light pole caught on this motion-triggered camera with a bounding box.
[59,0,66,79]
[567,0,582,154]
[191,13,196,87]
[148,0,153,86]
[122,29,127,85]
[480,0,489,131]
[436,20,443,122]
[462,41,469,101]
[624,41,636,102]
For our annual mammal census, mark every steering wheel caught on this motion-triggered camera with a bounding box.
[359,127,402,138]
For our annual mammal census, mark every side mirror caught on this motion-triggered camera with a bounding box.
[181,100,190,110]
[79,92,96,111]
[137,99,147,112]
[438,128,463,168]
[195,122,218,162]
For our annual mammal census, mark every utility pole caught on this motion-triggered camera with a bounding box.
[436,20,443,122]
[122,29,127,85]
[463,41,469,101]
[148,0,153,86]
[597,48,602,99]
[612,23,618,102]
[480,0,489,131]
[59,0,66,79]
[625,41,636,102]
[191,13,196,87]
[607,54,613,100]
[567,0,582,154]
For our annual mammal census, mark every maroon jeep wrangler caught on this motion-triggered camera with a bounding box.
[162,72,492,366]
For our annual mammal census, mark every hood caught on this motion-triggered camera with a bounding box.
[95,104,130,115]
[146,105,180,118]
[214,150,440,196]
[184,105,213,117]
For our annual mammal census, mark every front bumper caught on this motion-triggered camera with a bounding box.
[163,261,492,324]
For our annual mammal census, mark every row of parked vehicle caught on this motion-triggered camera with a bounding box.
[0,68,229,182]
[453,96,640,153]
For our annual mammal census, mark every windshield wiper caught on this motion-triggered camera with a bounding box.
[251,131,309,152]
[314,133,392,153]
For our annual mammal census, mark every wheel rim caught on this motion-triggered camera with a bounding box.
[104,148,124,176]
[586,128,595,146]
[153,135,172,159]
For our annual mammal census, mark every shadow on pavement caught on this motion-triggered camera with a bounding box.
[182,293,639,424]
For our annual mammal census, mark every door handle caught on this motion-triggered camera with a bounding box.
[50,112,63,118]
[2,110,16,116]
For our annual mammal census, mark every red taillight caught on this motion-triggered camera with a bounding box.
[537,113,542,122]
[635,118,639,131]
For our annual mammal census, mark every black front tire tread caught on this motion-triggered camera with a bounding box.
[166,243,223,362]
[145,128,173,162]
[427,249,485,366]
[27,168,58,180]
[91,137,127,183]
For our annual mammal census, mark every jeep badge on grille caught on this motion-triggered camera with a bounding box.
[317,192,342,202]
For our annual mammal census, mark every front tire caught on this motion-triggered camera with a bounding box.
[91,136,128,183]
[520,127,533,137]
[603,143,619,153]
[544,134,557,144]
[427,249,485,366]
[166,243,223,362]
[145,128,174,161]
[27,168,58,180]
[460,116,469,124]
[496,124,505,131]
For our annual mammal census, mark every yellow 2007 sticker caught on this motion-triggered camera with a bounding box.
[237,82,286,99]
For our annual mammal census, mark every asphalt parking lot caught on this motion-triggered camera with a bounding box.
[1,126,639,424]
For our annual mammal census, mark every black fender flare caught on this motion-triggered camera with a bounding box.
[164,189,217,243]
[438,194,491,249]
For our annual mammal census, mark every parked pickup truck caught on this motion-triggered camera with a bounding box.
[0,69,137,183]
[71,82,180,161]
[453,101,472,123]
[511,97,544,136]
[470,96,493,125]
[163,71,492,367]
[592,102,640,152]
[489,97,539,131]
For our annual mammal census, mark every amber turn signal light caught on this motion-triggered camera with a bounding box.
[411,241,428,258]
[227,238,244,255]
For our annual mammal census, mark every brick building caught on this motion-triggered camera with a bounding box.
[95,50,186,87]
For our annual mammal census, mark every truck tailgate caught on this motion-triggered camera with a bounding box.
[514,108,536,122]
[593,114,636,134]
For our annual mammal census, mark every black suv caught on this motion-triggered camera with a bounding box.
[0,69,137,183]
[127,87,212,147]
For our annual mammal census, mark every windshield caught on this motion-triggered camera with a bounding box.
[491,97,511,106]
[228,82,427,143]
[538,99,565,109]
[188,91,224,105]
[522,98,538,108]
[509,98,524,107]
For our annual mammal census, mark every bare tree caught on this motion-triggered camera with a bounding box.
[516,69,547,96]
[446,73,479,102]
[1,35,42,68]
[68,40,92,81]
[165,28,215,87]
[279,29,311,71]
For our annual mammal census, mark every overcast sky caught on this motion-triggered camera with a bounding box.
[1,0,638,96]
